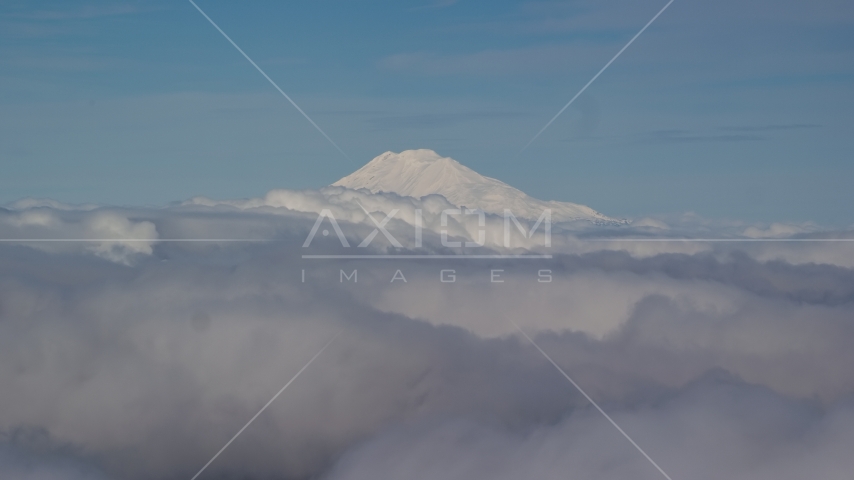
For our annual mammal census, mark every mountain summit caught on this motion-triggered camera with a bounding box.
[333,149,618,223]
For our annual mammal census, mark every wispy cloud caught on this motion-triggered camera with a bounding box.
[5,3,157,21]
[378,44,610,76]
[717,123,822,133]
[369,111,524,130]
[636,129,764,144]
[410,0,459,11]
[631,124,823,144]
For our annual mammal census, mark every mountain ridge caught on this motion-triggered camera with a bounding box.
[333,149,621,223]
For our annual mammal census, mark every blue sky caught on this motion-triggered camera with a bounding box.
[1,0,852,223]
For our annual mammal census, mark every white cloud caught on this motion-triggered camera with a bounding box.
[0,207,158,265]
[1,190,853,478]
[743,222,815,238]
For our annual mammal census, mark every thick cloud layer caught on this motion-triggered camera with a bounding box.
[1,190,853,479]
[326,375,854,480]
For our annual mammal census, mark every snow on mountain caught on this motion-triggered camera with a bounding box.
[333,149,620,223]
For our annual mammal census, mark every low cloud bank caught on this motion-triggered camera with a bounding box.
[328,372,854,480]
[1,189,853,479]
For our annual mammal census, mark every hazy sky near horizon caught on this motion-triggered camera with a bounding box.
[1,0,853,224]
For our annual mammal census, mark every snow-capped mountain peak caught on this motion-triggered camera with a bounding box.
[333,149,619,223]
[334,149,498,200]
